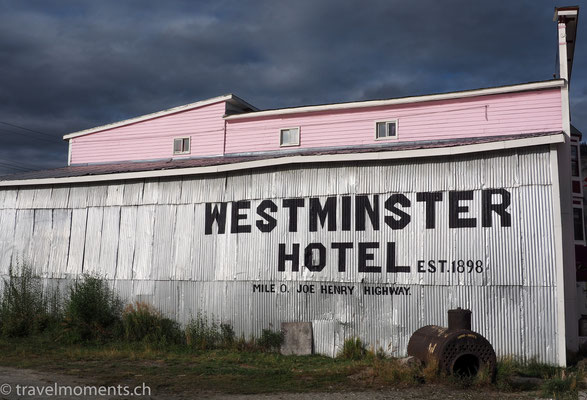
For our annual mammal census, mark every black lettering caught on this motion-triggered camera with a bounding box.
[304,243,326,272]
[449,191,476,228]
[482,189,511,227]
[278,243,300,272]
[417,260,425,273]
[428,260,436,273]
[386,242,410,273]
[356,195,380,231]
[231,201,252,233]
[256,200,277,232]
[205,202,227,234]
[332,242,353,272]
[384,194,411,229]
[309,197,337,231]
[358,242,380,273]
[416,192,443,229]
[341,196,352,231]
[283,198,305,232]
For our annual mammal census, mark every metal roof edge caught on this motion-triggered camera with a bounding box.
[224,80,566,121]
[63,94,239,140]
[1,133,565,187]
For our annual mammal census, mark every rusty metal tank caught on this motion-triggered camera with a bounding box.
[407,308,496,378]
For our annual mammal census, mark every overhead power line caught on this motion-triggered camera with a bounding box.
[0,121,61,143]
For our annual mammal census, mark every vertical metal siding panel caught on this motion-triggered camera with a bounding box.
[99,207,121,278]
[32,187,52,209]
[49,209,72,278]
[123,181,144,206]
[0,209,17,274]
[16,188,35,209]
[30,209,52,276]
[50,186,70,209]
[132,205,155,280]
[66,208,88,276]
[82,207,104,275]
[1,189,18,209]
[116,207,137,280]
[12,209,35,265]
[106,183,125,206]
[142,180,160,205]
[86,184,109,207]
[152,205,177,280]
[172,204,195,281]
[68,185,89,208]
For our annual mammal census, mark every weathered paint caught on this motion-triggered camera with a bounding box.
[68,89,563,165]
[0,146,562,363]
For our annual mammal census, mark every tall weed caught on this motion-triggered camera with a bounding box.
[63,274,122,342]
[122,302,183,345]
[0,262,57,337]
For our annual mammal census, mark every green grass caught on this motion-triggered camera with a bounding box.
[0,336,583,396]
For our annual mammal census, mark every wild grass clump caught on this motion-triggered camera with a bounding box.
[185,313,235,350]
[62,274,122,342]
[338,337,366,360]
[256,329,284,352]
[372,358,421,386]
[122,302,183,345]
[0,262,59,337]
[540,369,584,399]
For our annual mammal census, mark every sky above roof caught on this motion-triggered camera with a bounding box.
[0,0,585,174]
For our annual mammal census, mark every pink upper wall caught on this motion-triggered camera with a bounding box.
[69,88,562,165]
[70,101,227,164]
[224,89,562,154]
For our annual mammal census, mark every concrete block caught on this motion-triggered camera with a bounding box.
[280,322,313,356]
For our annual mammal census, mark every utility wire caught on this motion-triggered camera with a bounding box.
[0,158,38,171]
[0,127,61,144]
[0,120,56,138]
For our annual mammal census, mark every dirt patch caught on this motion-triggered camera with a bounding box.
[0,366,539,400]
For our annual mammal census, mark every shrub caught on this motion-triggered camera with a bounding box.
[63,274,122,342]
[257,329,284,352]
[0,262,57,337]
[185,313,235,350]
[122,302,183,345]
[338,337,366,360]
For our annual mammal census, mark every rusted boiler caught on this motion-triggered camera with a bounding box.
[407,308,496,377]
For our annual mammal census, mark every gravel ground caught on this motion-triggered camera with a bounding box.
[0,366,543,400]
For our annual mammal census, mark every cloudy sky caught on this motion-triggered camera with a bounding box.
[0,0,585,174]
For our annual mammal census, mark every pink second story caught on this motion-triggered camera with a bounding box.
[65,80,565,166]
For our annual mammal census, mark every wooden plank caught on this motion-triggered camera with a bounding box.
[32,187,52,209]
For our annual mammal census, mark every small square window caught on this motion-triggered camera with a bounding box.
[173,137,190,155]
[280,127,300,147]
[375,120,398,140]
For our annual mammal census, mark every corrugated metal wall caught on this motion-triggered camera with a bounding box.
[0,145,559,362]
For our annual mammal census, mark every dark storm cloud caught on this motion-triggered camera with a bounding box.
[0,0,585,174]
